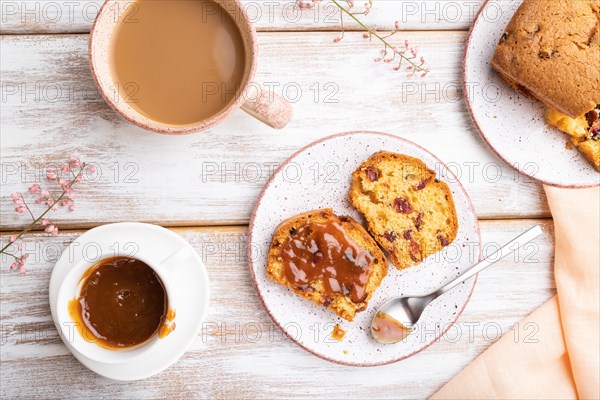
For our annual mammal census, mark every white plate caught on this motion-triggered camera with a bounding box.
[464,0,599,187]
[49,222,209,381]
[248,131,481,366]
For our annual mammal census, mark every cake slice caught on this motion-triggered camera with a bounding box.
[490,0,600,170]
[267,209,387,321]
[349,152,458,270]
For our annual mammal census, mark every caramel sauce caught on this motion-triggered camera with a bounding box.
[158,309,177,339]
[158,321,176,339]
[280,218,375,303]
[68,257,174,349]
[331,324,347,342]
[371,312,414,344]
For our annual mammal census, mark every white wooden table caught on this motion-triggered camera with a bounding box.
[0,1,555,398]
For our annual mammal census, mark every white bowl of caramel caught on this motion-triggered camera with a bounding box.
[56,255,177,364]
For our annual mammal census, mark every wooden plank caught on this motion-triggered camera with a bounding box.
[0,0,485,34]
[0,219,554,398]
[0,32,549,230]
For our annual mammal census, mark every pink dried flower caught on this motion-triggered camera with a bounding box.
[69,156,80,167]
[296,0,317,9]
[88,165,96,173]
[3,156,91,274]
[315,0,429,77]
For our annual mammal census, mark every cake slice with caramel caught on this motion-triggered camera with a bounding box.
[267,209,388,321]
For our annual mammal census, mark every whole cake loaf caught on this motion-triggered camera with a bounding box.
[491,0,600,170]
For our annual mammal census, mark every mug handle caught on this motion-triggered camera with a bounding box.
[240,85,293,129]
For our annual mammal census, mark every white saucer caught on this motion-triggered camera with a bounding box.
[248,131,481,366]
[49,222,209,381]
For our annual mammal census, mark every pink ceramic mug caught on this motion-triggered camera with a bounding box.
[89,0,293,134]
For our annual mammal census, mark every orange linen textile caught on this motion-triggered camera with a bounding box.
[432,185,599,400]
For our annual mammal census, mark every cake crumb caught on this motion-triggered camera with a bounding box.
[332,324,346,342]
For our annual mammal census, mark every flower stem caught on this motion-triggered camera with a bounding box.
[330,0,425,72]
[0,193,65,254]
[0,166,84,255]
[21,198,36,221]
[3,252,19,261]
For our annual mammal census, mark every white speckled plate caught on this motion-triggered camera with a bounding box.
[248,132,481,366]
[464,0,599,187]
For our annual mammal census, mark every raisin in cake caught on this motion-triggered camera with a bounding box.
[349,152,459,270]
